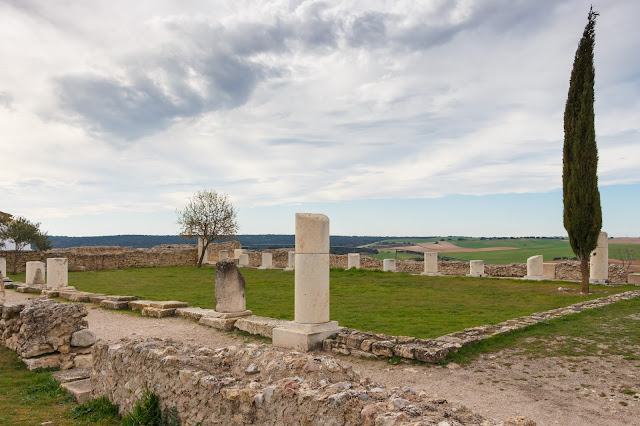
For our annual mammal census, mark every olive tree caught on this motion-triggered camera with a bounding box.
[177,190,239,268]
[0,213,52,274]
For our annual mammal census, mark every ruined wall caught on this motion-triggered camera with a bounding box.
[0,298,95,370]
[203,241,243,263]
[92,338,515,426]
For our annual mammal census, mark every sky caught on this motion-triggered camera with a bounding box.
[1,0,639,238]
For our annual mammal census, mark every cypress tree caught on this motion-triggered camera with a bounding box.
[563,6,601,294]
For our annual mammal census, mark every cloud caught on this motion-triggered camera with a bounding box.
[0,91,13,110]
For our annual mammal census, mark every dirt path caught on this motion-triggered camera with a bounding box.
[6,291,640,425]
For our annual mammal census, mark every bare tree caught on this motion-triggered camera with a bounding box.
[611,246,638,275]
[177,190,239,268]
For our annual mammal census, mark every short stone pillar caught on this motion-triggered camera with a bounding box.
[421,252,441,276]
[273,213,342,351]
[523,255,544,280]
[347,253,360,269]
[238,253,249,267]
[590,231,609,284]
[197,237,209,265]
[258,253,273,269]
[0,258,6,280]
[46,258,69,289]
[218,250,229,261]
[233,249,245,259]
[543,263,557,280]
[26,261,46,285]
[467,260,486,277]
[383,258,396,272]
[284,251,295,271]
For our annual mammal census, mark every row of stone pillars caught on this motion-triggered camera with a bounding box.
[7,258,70,289]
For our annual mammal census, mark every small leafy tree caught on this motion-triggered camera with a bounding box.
[0,214,53,274]
[563,7,601,293]
[177,190,238,268]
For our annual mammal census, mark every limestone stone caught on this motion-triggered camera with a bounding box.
[234,315,290,338]
[238,253,249,267]
[347,253,360,269]
[100,300,131,310]
[46,258,68,289]
[284,251,295,271]
[0,258,5,279]
[422,252,440,275]
[383,259,396,272]
[71,329,96,347]
[467,260,486,277]
[543,262,556,280]
[197,237,209,265]
[200,316,237,331]
[215,259,246,313]
[219,250,229,261]
[234,249,245,259]
[629,273,640,285]
[25,261,45,285]
[61,378,92,404]
[523,255,544,280]
[175,307,217,320]
[141,307,177,317]
[68,292,96,302]
[590,231,609,284]
[149,301,189,309]
[105,295,137,302]
[129,300,154,311]
[258,252,273,269]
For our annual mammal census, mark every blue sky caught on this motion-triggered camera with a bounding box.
[1,1,639,237]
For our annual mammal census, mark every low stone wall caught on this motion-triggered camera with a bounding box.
[92,338,525,425]
[0,298,95,369]
[324,290,640,363]
[203,241,243,264]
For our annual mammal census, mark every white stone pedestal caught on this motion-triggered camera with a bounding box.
[258,253,273,269]
[238,254,249,267]
[467,260,486,277]
[383,258,396,272]
[233,249,245,259]
[0,258,6,280]
[523,255,545,280]
[284,251,295,271]
[590,231,609,284]
[421,252,441,276]
[347,253,360,269]
[273,213,342,351]
[26,261,46,285]
[46,258,68,289]
[218,250,229,261]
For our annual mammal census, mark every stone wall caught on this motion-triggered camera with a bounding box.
[92,338,521,425]
[203,241,243,263]
[0,298,95,370]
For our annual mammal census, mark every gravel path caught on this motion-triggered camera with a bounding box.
[6,290,640,425]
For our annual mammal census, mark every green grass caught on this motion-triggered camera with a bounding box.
[609,244,640,260]
[452,238,569,250]
[447,297,640,365]
[61,266,637,338]
[381,237,444,243]
[444,247,577,264]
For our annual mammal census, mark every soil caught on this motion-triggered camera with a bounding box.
[387,241,518,253]
[5,291,640,425]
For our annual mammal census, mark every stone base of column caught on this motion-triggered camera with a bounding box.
[284,267,294,271]
[466,274,487,278]
[522,275,546,281]
[273,321,342,352]
[589,279,610,285]
[257,266,275,270]
[420,272,442,276]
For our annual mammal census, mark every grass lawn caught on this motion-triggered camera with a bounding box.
[12,266,633,339]
[448,296,640,365]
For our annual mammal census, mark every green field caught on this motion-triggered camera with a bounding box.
[9,266,635,339]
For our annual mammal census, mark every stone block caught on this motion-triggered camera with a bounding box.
[590,231,609,284]
[219,250,229,261]
[149,301,189,309]
[100,300,131,310]
[628,273,640,285]
[233,315,288,338]
[73,354,93,368]
[200,316,238,331]
[25,261,45,285]
[53,367,92,383]
[543,263,556,280]
[105,295,137,302]
[233,249,245,259]
[422,252,440,275]
[238,254,249,267]
[46,258,68,289]
[272,321,342,351]
[347,253,360,269]
[215,259,246,313]
[129,300,154,311]
[284,251,295,271]
[141,307,177,317]
[61,378,92,404]
[467,260,486,277]
[16,285,43,293]
[88,294,107,303]
[175,307,217,320]
[23,354,61,370]
[71,329,96,347]
[258,252,273,269]
[523,255,544,280]
[69,292,95,302]
[383,259,396,272]
[59,289,78,299]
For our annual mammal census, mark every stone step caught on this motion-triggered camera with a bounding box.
[60,378,92,404]
[52,367,92,383]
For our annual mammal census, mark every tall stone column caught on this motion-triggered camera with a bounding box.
[46,258,69,289]
[590,231,609,284]
[273,213,342,351]
[26,261,46,285]
[422,252,441,276]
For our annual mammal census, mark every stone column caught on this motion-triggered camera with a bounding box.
[284,251,295,271]
[218,250,229,261]
[273,213,342,351]
[543,263,557,280]
[347,253,360,269]
[46,258,69,289]
[26,261,46,285]
[467,260,486,277]
[523,255,544,280]
[238,254,249,267]
[590,231,609,284]
[383,258,396,272]
[422,252,441,276]
[258,253,273,269]
[0,258,6,280]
